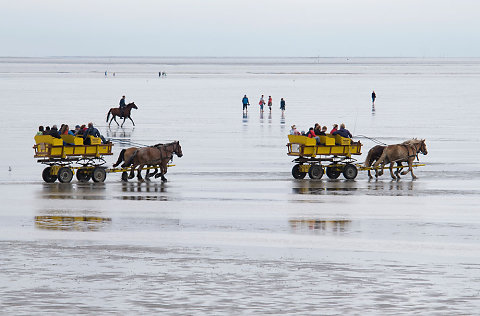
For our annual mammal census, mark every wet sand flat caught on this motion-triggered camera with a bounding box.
[1,57,480,314]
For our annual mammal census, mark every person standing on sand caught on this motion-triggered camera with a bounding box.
[259,95,265,112]
[268,96,272,112]
[372,90,376,105]
[242,95,250,113]
[280,98,285,113]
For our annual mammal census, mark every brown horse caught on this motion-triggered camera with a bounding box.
[113,144,162,181]
[124,141,183,182]
[106,102,138,127]
[364,144,405,179]
[372,139,428,180]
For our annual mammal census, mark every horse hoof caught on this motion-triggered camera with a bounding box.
[161,177,167,182]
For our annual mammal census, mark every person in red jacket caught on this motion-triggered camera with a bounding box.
[330,124,338,134]
[307,128,321,145]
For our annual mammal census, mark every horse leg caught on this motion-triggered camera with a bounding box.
[389,162,397,180]
[395,162,403,179]
[148,166,158,179]
[137,163,145,182]
[159,162,167,182]
[407,159,417,179]
[128,165,136,179]
[121,117,127,128]
[113,116,120,126]
[128,116,135,126]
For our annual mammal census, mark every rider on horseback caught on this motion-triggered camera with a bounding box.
[119,95,126,117]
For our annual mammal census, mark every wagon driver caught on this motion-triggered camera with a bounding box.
[119,95,126,117]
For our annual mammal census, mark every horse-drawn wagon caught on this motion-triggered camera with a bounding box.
[33,135,181,183]
[287,135,427,180]
[287,134,362,179]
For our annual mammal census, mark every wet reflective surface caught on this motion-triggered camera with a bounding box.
[1,58,480,314]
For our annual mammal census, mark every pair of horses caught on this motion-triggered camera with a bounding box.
[364,139,428,180]
[106,102,138,127]
[113,141,183,182]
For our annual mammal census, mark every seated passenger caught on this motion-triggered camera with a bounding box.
[60,124,74,136]
[320,126,328,135]
[290,124,300,135]
[49,125,61,139]
[316,126,327,136]
[44,126,51,135]
[314,123,322,136]
[36,126,44,136]
[307,127,321,145]
[332,123,353,138]
[74,125,81,135]
[83,122,107,144]
[330,124,338,134]
[76,124,87,136]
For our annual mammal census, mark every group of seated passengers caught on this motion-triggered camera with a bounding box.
[290,123,353,145]
[36,122,107,144]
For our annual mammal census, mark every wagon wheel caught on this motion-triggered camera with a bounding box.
[42,167,57,183]
[292,164,306,179]
[121,171,129,182]
[92,167,107,183]
[76,169,91,182]
[308,165,324,179]
[343,164,358,180]
[326,165,341,179]
[58,167,74,183]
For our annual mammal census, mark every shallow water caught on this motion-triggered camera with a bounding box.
[1,57,480,314]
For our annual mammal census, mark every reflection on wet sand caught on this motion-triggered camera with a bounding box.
[289,219,351,234]
[105,127,134,139]
[292,181,358,195]
[40,183,107,200]
[367,180,415,192]
[242,113,248,124]
[35,215,112,231]
[292,179,416,196]
[119,182,168,201]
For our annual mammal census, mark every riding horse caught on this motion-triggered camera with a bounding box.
[123,141,183,182]
[372,139,428,180]
[106,102,138,127]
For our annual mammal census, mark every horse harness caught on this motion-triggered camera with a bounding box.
[153,142,177,162]
[402,143,421,161]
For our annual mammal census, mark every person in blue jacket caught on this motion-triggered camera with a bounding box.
[242,95,250,113]
[83,122,107,144]
[332,123,353,138]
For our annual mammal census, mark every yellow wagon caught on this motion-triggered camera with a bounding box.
[287,134,362,179]
[34,134,113,183]
[34,135,176,183]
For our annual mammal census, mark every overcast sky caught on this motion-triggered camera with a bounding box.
[1,0,479,57]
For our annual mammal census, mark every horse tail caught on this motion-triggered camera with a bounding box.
[364,148,375,168]
[372,147,388,168]
[106,109,112,122]
[112,149,125,168]
[123,149,138,168]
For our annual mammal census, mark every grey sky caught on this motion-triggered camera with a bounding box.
[1,0,479,57]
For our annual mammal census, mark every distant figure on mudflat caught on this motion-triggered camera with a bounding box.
[105,71,107,77]
[372,90,376,105]
[280,98,285,113]
[242,95,250,113]
[159,72,161,77]
[259,95,265,112]
[268,96,272,112]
